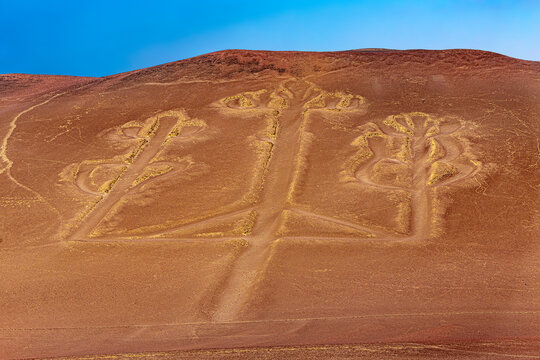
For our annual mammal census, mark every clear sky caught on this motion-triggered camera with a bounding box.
[1,0,538,77]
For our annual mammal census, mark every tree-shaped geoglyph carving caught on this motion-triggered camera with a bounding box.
[210,80,375,322]
[217,82,375,239]
[342,112,482,238]
[60,110,207,195]
[59,109,210,239]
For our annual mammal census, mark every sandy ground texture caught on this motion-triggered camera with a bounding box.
[1,49,540,359]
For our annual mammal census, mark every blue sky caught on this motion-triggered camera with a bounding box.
[1,0,538,77]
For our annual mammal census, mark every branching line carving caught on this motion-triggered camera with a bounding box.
[343,112,481,238]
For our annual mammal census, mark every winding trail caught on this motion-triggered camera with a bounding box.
[0,93,65,221]
[69,117,177,240]
[1,94,64,176]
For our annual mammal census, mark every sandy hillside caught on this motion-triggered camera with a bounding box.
[1,49,540,359]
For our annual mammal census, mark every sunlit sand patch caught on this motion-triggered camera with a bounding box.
[0,197,41,208]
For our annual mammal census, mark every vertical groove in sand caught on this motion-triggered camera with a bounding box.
[212,81,309,322]
[410,133,431,239]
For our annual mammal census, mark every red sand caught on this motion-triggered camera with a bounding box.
[1,49,539,359]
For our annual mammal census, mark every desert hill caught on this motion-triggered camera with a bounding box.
[1,49,540,358]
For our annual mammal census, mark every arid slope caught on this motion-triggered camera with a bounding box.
[1,49,540,359]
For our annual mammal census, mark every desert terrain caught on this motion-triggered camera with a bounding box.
[1,49,540,359]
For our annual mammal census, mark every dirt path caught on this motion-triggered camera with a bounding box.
[410,133,430,238]
[1,94,63,177]
[0,93,65,221]
[212,81,309,322]
[69,117,177,240]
